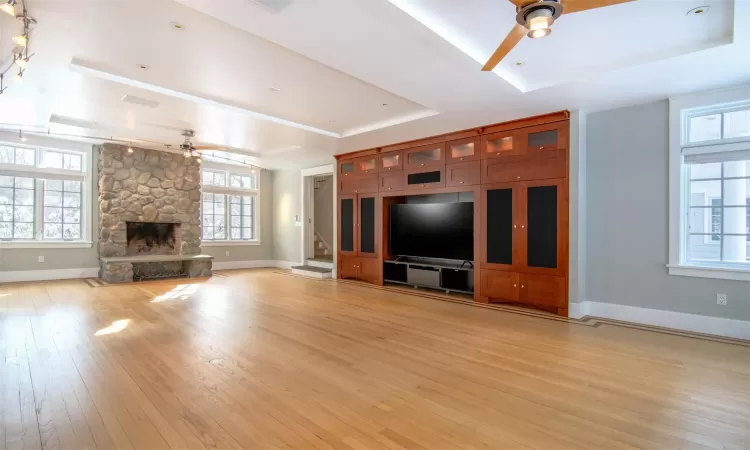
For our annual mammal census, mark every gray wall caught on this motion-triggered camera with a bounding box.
[272,169,302,264]
[202,171,274,263]
[587,100,750,321]
[313,175,333,248]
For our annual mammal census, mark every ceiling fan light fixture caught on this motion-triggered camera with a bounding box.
[525,11,554,39]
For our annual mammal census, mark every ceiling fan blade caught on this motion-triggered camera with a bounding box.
[482,24,526,71]
[563,0,634,15]
[192,145,233,150]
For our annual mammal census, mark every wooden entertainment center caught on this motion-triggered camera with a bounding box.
[335,111,570,316]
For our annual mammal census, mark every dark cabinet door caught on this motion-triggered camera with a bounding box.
[481,182,519,271]
[339,195,357,256]
[520,179,567,276]
[358,195,377,257]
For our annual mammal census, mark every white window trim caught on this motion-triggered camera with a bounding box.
[200,162,261,245]
[668,84,750,281]
[0,143,93,249]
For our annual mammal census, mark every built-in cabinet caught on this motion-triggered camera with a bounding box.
[338,193,379,284]
[335,111,570,316]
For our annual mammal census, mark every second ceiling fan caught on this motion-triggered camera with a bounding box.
[482,0,634,72]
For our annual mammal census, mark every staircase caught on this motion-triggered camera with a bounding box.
[291,231,334,278]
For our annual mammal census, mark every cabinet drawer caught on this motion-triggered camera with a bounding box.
[523,149,566,181]
[339,173,378,195]
[519,274,566,307]
[480,270,519,301]
[446,161,480,187]
[481,150,566,183]
[482,157,526,183]
[379,171,404,192]
[404,167,445,190]
[339,257,360,279]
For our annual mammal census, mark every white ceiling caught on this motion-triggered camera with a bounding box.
[0,0,748,169]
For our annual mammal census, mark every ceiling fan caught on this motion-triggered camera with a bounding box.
[179,129,234,159]
[482,0,634,71]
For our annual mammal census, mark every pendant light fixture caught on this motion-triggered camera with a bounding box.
[0,4,36,96]
[0,0,16,17]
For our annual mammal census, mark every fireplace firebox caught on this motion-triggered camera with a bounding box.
[126,222,181,256]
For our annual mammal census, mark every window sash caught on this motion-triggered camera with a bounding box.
[202,193,257,241]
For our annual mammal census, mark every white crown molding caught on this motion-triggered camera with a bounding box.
[570,301,750,341]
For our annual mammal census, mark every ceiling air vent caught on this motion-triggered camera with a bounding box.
[121,94,160,109]
[248,0,293,12]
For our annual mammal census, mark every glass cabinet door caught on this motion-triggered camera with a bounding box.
[525,184,558,269]
[527,129,558,151]
[340,161,355,175]
[358,196,376,256]
[356,157,376,173]
[379,152,401,171]
[339,196,356,254]
[447,137,480,162]
[406,144,444,167]
[485,187,515,266]
[484,132,518,157]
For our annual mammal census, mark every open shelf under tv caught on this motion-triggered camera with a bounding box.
[384,256,474,295]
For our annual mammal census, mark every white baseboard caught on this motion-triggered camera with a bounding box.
[573,301,750,341]
[212,260,300,271]
[0,267,100,284]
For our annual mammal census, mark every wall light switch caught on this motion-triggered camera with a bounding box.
[38,255,44,263]
[225,251,230,257]
[717,294,727,306]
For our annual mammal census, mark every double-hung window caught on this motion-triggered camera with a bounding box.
[0,144,91,247]
[200,157,260,245]
[669,86,750,280]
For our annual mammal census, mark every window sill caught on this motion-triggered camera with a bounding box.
[0,240,93,249]
[201,240,262,247]
[667,263,750,281]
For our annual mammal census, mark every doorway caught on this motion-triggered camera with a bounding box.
[300,164,335,270]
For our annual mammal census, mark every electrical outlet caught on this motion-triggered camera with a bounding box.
[38,255,44,263]
[225,250,230,257]
[717,294,727,306]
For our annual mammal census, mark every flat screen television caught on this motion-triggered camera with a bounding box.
[390,202,474,261]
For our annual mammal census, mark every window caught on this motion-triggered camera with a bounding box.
[200,165,259,244]
[669,88,750,280]
[0,144,90,246]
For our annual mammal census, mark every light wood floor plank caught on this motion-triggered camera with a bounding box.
[1,269,749,450]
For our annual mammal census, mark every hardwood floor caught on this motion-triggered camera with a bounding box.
[1,269,749,450]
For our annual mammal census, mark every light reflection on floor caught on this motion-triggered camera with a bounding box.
[95,319,131,336]
[152,284,200,302]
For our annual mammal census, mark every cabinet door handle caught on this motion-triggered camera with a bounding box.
[460,157,464,161]
[516,176,521,179]
[459,181,464,184]
[388,167,391,170]
[355,190,358,193]
[513,225,517,228]
[521,225,525,228]
[388,188,392,190]
[421,163,425,166]
[539,146,544,150]
[421,184,426,187]
[513,284,517,288]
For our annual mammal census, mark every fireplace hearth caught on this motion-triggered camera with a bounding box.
[126,222,181,256]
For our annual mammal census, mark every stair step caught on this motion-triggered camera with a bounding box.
[307,258,334,269]
[291,265,332,279]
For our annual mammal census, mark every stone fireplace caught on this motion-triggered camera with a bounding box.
[96,144,213,283]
